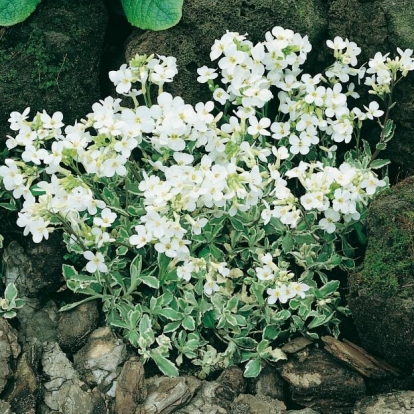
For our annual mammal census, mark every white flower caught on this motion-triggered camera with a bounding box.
[256,265,275,281]
[29,217,52,243]
[289,282,310,299]
[83,251,108,273]
[289,135,310,155]
[8,107,30,131]
[204,280,220,295]
[40,111,64,130]
[102,155,127,177]
[213,88,230,105]
[319,209,341,233]
[247,116,271,136]
[197,66,218,83]
[177,261,194,282]
[0,159,24,191]
[267,284,294,304]
[93,208,117,228]
[326,36,346,51]
[363,101,384,119]
[361,175,386,195]
[130,225,153,248]
[109,64,134,94]
[21,145,48,165]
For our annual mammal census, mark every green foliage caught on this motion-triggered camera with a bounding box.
[0,283,25,318]
[0,0,41,26]
[121,0,184,30]
[0,0,184,30]
[1,27,411,378]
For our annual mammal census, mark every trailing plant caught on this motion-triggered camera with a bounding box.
[1,27,413,377]
[0,283,25,319]
[0,0,183,30]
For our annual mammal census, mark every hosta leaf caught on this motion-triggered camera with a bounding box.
[0,0,42,26]
[121,0,183,31]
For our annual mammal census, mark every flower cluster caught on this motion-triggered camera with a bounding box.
[1,26,413,378]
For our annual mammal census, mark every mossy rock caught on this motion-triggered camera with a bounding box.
[0,0,107,142]
[348,176,414,371]
[125,0,328,105]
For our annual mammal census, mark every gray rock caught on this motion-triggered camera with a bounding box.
[125,0,328,106]
[144,376,202,414]
[0,318,20,394]
[247,364,285,400]
[3,236,64,299]
[40,342,106,414]
[0,0,107,140]
[287,409,321,414]
[174,381,231,414]
[6,344,41,414]
[73,327,128,394]
[217,366,245,396]
[0,400,14,414]
[58,300,100,353]
[280,349,365,413]
[16,299,58,348]
[115,357,147,414]
[353,390,414,414]
[230,393,286,414]
[3,242,32,297]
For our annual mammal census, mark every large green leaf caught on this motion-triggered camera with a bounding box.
[150,350,179,377]
[0,0,42,26]
[121,0,183,31]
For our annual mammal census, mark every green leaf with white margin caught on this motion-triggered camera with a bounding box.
[120,0,183,31]
[150,349,179,377]
[369,158,390,169]
[0,0,42,26]
[4,283,18,302]
[244,357,262,377]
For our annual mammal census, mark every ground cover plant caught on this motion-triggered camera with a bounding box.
[1,26,413,378]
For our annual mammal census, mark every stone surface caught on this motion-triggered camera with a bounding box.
[0,400,13,414]
[174,381,233,414]
[0,318,20,394]
[144,376,202,414]
[0,0,107,142]
[287,410,321,414]
[322,336,402,379]
[16,299,59,349]
[328,0,414,172]
[282,337,314,355]
[73,327,128,394]
[125,0,328,105]
[279,349,365,413]
[40,342,106,414]
[217,366,245,396]
[230,393,286,414]
[352,390,414,414]
[3,236,64,299]
[57,300,100,353]
[115,357,147,414]
[348,176,414,371]
[247,364,285,400]
[6,345,41,414]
